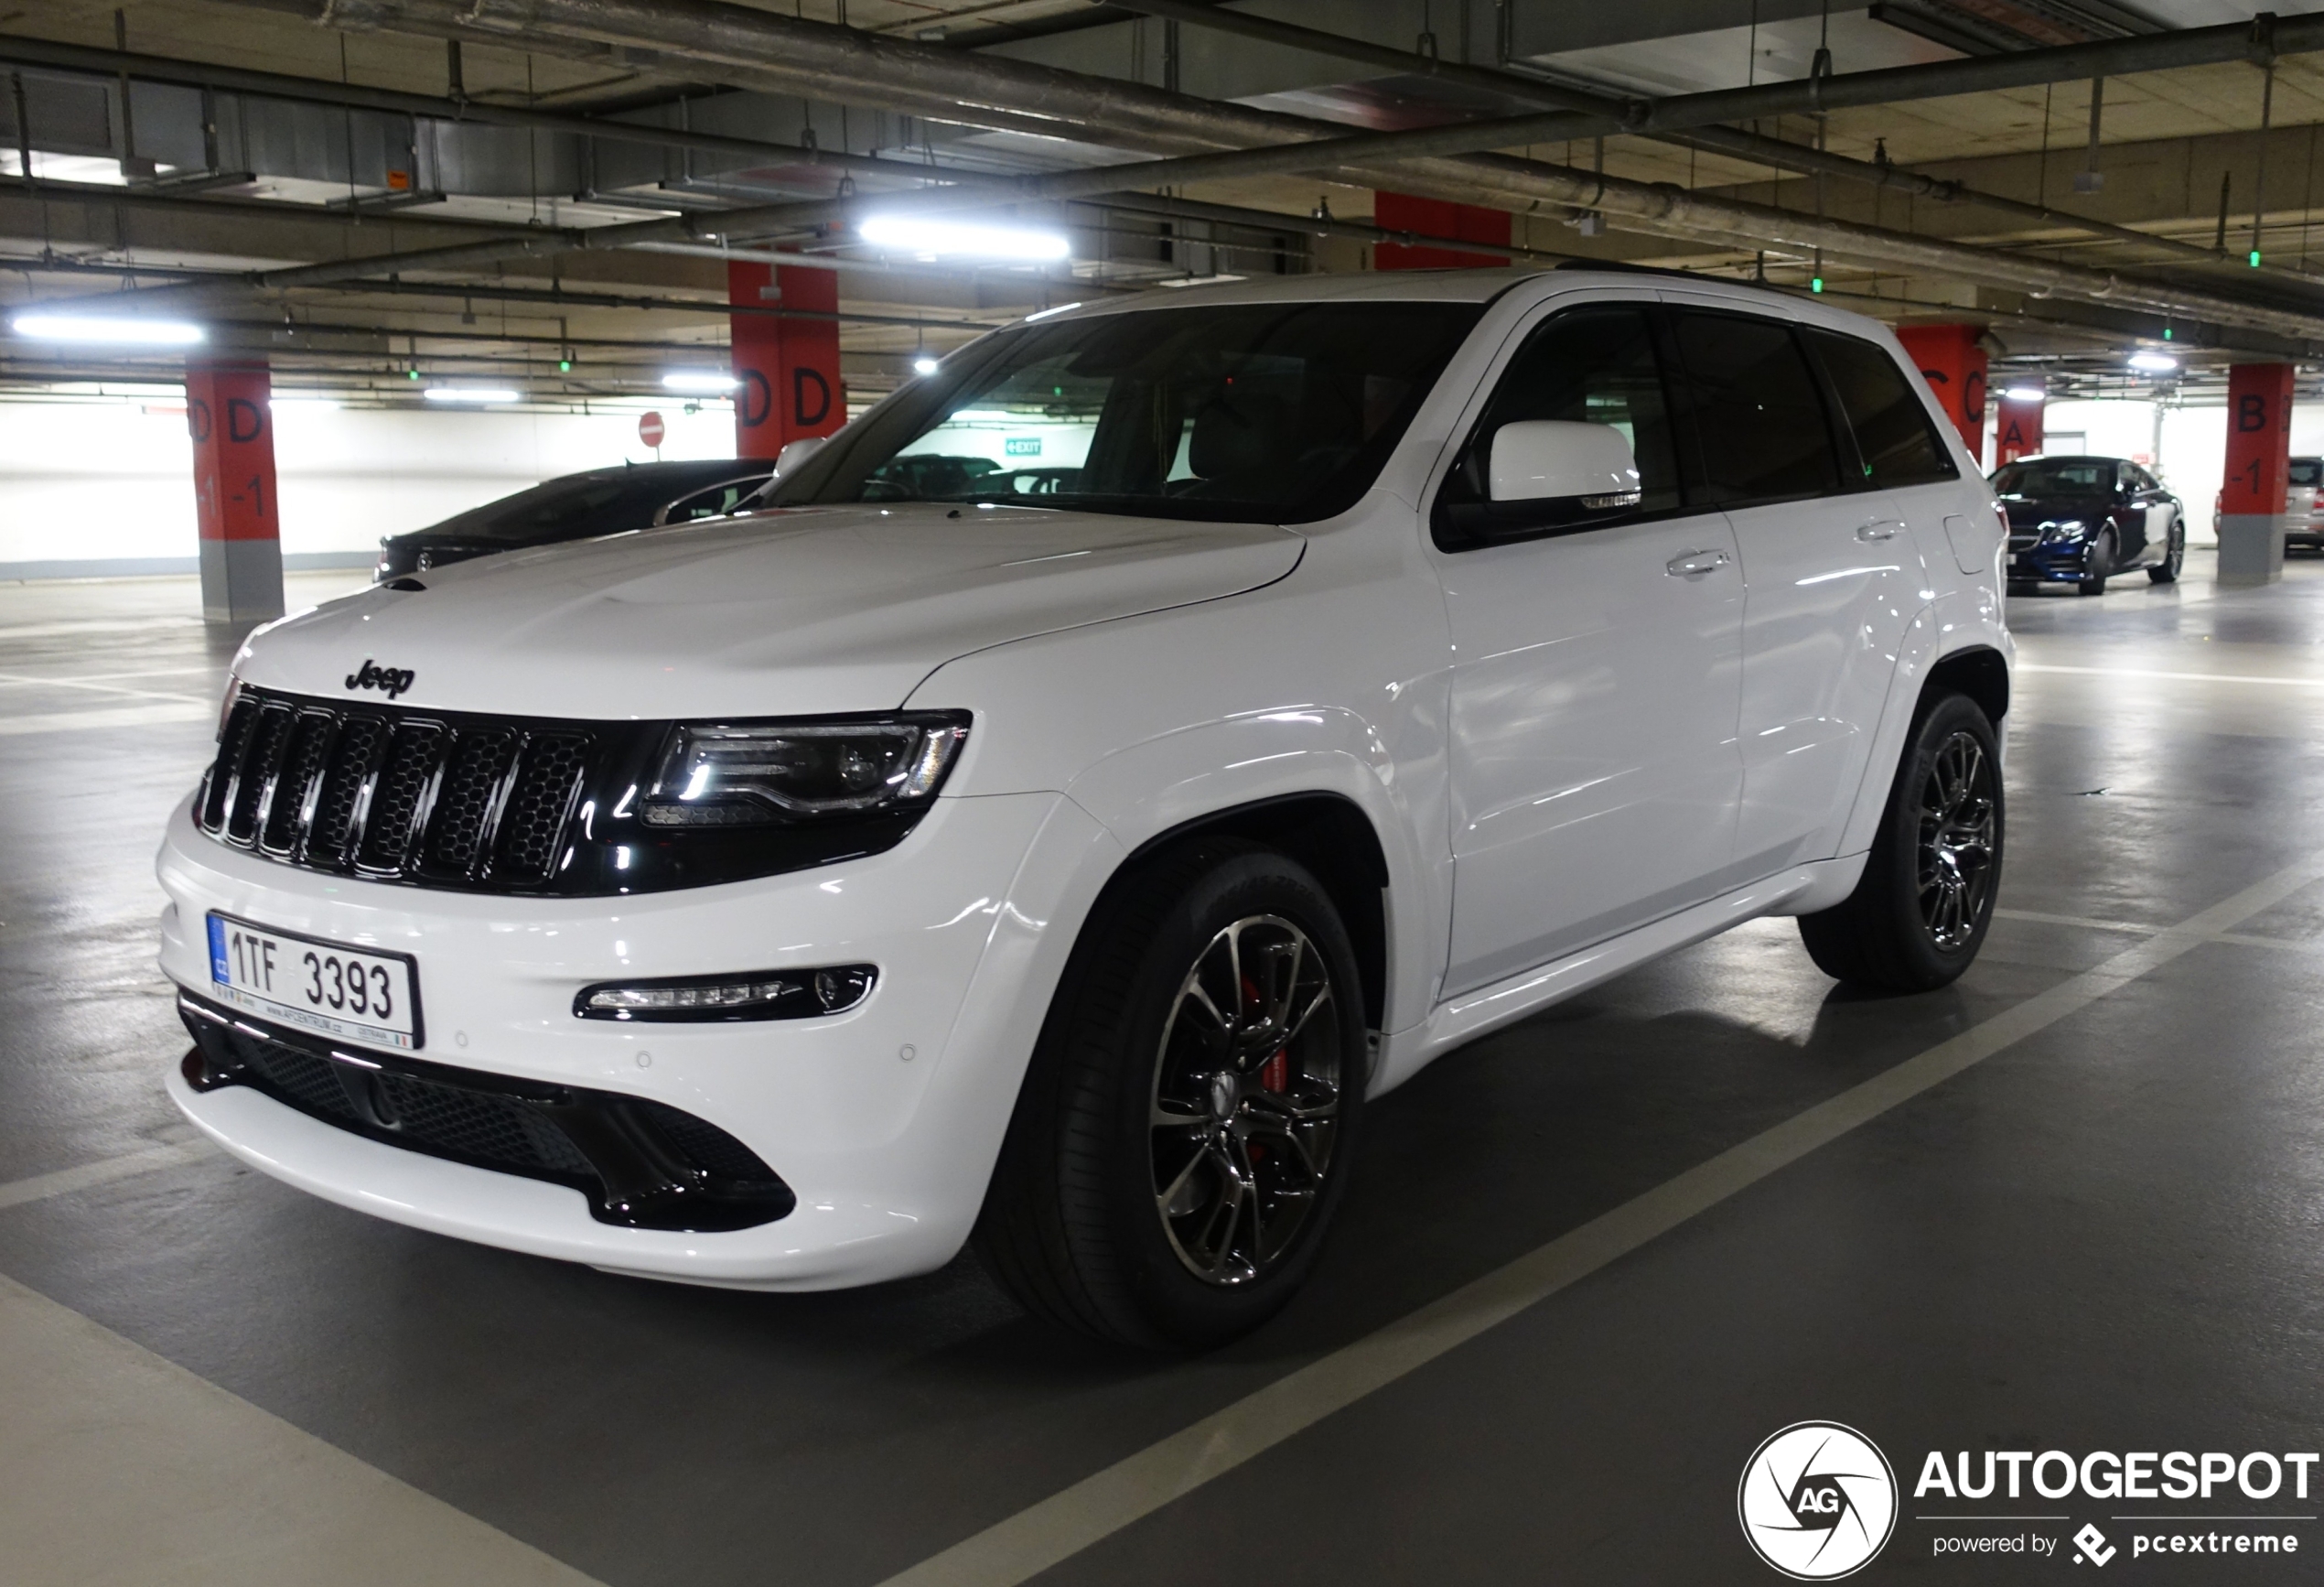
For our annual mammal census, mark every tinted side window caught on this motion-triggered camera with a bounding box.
[1802,328,1958,489]
[1434,303,1682,545]
[1670,312,1841,504]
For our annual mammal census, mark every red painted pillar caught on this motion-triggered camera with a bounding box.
[2220,362,2296,584]
[1896,325,1989,460]
[186,359,282,624]
[1373,191,1511,269]
[730,256,846,462]
[1994,381,2045,466]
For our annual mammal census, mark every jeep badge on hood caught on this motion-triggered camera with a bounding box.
[345,659,415,699]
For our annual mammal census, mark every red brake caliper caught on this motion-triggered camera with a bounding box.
[1243,976,1289,1094]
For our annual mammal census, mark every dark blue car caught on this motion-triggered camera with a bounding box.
[1996,454,2186,595]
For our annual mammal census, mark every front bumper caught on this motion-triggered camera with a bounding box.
[2006,537,2100,583]
[157,788,1079,1289]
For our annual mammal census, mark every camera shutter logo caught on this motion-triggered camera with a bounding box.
[1738,1422,1899,1580]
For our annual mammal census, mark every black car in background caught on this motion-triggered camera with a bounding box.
[1994,454,2186,595]
[374,459,775,580]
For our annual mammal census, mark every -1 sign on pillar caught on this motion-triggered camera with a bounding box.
[187,360,284,625]
[2220,362,2295,585]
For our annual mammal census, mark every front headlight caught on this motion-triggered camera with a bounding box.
[642,712,971,826]
[2038,519,2088,545]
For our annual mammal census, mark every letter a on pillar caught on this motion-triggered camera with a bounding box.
[2221,362,2296,585]
[730,257,846,462]
[186,360,283,625]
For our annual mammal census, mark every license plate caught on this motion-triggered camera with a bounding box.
[206,913,423,1050]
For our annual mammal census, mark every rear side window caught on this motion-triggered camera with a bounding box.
[2290,459,2324,487]
[1802,328,1959,489]
[1669,312,1842,505]
[1434,302,1684,545]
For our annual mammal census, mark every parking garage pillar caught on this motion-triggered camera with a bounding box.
[1897,325,1989,461]
[1373,192,1511,268]
[1995,382,2044,466]
[2220,362,2295,586]
[187,359,284,625]
[730,257,845,462]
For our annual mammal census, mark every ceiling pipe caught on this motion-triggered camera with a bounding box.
[0,31,1001,191]
[129,0,2324,339]
[1107,0,2293,280]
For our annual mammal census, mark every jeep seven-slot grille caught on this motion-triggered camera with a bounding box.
[201,689,588,889]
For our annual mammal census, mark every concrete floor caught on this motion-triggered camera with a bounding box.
[5,551,2322,1584]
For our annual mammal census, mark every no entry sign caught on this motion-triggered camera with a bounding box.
[639,410,666,448]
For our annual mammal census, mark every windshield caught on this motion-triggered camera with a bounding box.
[1991,458,2114,498]
[768,299,1483,524]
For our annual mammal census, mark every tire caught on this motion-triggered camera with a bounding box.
[1798,694,2004,993]
[2148,521,2184,583]
[2077,531,2113,595]
[975,838,1367,1350]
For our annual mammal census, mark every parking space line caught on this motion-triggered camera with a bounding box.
[0,702,214,736]
[0,1272,607,1587]
[0,670,212,704]
[0,666,218,687]
[875,854,2324,1587]
[2017,663,2324,687]
[0,1140,217,1213]
[1993,907,2159,934]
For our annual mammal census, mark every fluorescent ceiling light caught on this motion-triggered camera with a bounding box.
[912,356,941,376]
[424,386,520,403]
[2002,385,2046,403]
[2127,351,2179,372]
[11,312,205,346]
[859,216,1071,261]
[662,371,737,394]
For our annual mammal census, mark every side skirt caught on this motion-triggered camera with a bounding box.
[1371,854,1867,1096]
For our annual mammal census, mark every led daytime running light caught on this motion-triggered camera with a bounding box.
[577,964,877,1021]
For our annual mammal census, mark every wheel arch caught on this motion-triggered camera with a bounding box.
[1924,643,2009,729]
[1114,793,1392,1033]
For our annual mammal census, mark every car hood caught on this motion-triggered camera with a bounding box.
[2000,493,2111,529]
[238,504,1305,719]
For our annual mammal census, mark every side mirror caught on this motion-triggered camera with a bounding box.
[1489,420,1641,509]
[774,437,827,476]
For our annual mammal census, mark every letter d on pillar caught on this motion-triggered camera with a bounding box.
[2221,362,2296,585]
[187,360,284,625]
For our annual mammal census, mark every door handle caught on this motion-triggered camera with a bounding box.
[1855,519,1904,542]
[1665,549,1731,577]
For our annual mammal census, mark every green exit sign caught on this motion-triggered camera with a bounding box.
[1005,437,1042,457]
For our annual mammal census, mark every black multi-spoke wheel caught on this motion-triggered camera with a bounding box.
[1800,692,2005,992]
[1149,915,1344,1286]
[978,838,1367,1349]
[1917,732,1998,951]
[2077,531,2114,595]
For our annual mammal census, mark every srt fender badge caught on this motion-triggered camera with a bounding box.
[345,659,416,699]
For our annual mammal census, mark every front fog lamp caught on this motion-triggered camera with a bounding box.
[643,712,970,826]
[576,964,877,1021]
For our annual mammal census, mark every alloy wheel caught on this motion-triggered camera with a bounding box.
[1918,732,1998,950]
[1148,914,1344,1286]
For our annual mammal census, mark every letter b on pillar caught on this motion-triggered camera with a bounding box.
[187,360,283,625]
[2221,362,2296,585]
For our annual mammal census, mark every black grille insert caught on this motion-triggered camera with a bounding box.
[200,689,596,891]
[178,991,793,1232]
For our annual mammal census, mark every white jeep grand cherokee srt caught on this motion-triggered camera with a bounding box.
[158,268,2009,1348]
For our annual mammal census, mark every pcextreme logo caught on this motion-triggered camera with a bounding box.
[1738,1421,1900,1580]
